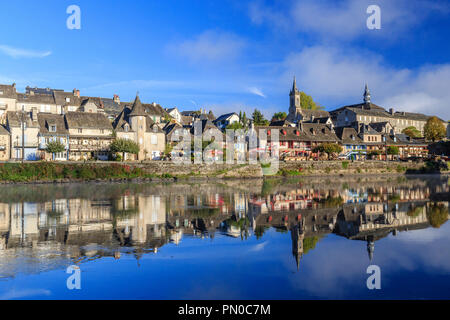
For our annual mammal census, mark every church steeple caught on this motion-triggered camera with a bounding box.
[291,76,299,94]
[363,83,371,104]
[288,76,301,122]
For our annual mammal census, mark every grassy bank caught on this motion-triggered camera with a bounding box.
[0,163,162,183]
[0,160,447,183]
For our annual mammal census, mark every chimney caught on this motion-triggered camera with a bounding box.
[311,115,315,122]
[31,107,38,122]
[113,94,120,104]
[389,108,394,115]
[12,83,16,90]
[73,89,80,97]
[29,91,35,96]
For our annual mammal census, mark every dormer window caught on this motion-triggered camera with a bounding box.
[124,124,129,132]
[66,97,70,103]
[0,91,3,95]
[50,125,56,132]
[310,128,315,135]
[282,129,286,136]
[322,128,326,134]
[295,130,300,136]
[267,130,271,136]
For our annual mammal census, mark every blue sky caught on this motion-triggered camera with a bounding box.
[0,0,449,119]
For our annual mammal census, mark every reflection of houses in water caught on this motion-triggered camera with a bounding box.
[0,177,448,276]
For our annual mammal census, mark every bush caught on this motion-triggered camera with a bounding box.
[342,161,349,169]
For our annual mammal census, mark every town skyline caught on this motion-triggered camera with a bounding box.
[0,1,449,120]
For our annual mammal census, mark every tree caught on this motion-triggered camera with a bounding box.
[300,92,323,110]
[402,126,421,138]
[226,122,244,130]
[272,112,287,121]
[110,138,140,161]
[252,109,269,126]
[387,146,400,155]
[46,140,66,160]
[313,143,342,159]
[424,116,446,142]
[427,203,448,228]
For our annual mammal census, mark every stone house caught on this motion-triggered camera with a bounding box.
[0,84,18,124]
[0,125,10,161]
[37,113,69,161]
[113,96,166,161]
[6,110,40,161]
[65,112,114,161]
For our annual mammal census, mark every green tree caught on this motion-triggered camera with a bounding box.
[252,109,269,126]
[226,122,244,130]
[272,112,287,121]
[45,140,66,160]
[427,203,449,228]
[402,126,421,138]
[424,116,446,142]
[300,92,323,110]
[313,143,343,157]
[387,146,400,155]
[110,138,140,161]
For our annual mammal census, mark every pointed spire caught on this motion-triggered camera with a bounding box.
[292,76,298,93]
[364,83,371,104]
[129,94,147,117]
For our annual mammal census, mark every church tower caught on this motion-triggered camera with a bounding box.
[289,76,301,114]
[288,76,301,123]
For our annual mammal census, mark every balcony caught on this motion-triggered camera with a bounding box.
[13,142,39,148]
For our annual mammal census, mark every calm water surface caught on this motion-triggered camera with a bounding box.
[0,175,449,300]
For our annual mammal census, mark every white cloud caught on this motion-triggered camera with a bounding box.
[167,30,246,64]
[247,87,266,98]
[282,45,450,120]
[0,45,51,59]
[249,0,448,41]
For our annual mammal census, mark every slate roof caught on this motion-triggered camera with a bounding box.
[300,109,330,119]
[113,106,164,133]
[256,123,338,143]
[16,92,56,105]
[6,111,39,128]
[37,113,69,135]
[215,112,238,122]
[65,112,112,130]
[269,119,295,127]
[331,102,443,122]
[334,127,364,145]
[128,96,147,117]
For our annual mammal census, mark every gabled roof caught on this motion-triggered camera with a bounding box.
[65,112,112,130]
[334,127,364,144]
[17,92,56,105]
[215,112,238,122]
[113,106,163,133]
[37,113,68,135]
[6,111,39,128]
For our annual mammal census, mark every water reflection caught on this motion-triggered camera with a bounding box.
[0,176,449,283]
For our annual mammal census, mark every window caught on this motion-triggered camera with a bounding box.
[0,91,3,95]
[139,138,143,145]
[66,97,70,103]
[50,125,56,132]
[151,135,157,145]
[100,129,104,134]
[78,129,83,134]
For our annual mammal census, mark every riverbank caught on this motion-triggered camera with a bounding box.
[0,160,447,184]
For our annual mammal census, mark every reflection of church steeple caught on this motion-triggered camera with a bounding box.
[367,236,375,261]
[291,219,305,271]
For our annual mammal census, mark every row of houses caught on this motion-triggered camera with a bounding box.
[0,94,167,161]
[0,80,446,162]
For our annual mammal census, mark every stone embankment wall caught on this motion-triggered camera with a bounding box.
[132,160,431,178]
